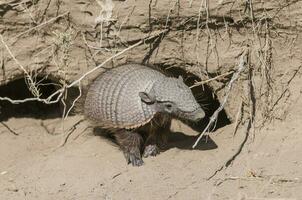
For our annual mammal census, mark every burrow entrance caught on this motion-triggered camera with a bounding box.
[0,77,79,121]
[156,64,232,132]
[0,66,231,132]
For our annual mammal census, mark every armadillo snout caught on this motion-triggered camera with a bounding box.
[192,108,205,121]
[183,107,205,122]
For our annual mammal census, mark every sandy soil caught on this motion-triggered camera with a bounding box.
[1,91,302,200]
[1,0,302,199]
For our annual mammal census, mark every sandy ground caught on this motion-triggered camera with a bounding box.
[1,95,302,200]
[1,0,302,199]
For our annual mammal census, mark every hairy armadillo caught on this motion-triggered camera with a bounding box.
[84,63,205,166]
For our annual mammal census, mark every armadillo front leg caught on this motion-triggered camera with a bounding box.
[143,120,170,158]
[114,130,144,166]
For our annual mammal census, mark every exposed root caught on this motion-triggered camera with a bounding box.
[58,118,86,147]
[13,11,69,41]
[232,99,243,137]
[207,117,252,180]
[190,71,234,89]
[215,174,301,186]
[192,48,249,148]
[0,122,19,136]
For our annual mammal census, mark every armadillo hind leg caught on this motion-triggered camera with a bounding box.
[114,130,144,166]
[143,120,171,158]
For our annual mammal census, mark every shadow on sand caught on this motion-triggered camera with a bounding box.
[167,131,217,150]
[93,128,217,152]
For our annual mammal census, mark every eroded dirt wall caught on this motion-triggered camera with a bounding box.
[1,0,301,124]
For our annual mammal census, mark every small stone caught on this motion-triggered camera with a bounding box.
[7,186,18,192]
[0,171,8,175]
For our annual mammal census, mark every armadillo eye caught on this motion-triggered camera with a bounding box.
[164,103,173,112]
[166,104,172,109]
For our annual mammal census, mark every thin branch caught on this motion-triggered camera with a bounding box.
[0,122,19,135]
[12,11,69,40]
[58,118,85,147]
[207,118,251,180]
[66,29,168,89]
[232,99,243,137]
[64,82,82,119]
[0,34,39,96]
[0,33,65,104]
[190,71,234,89]
[0,30,167,105]
[192,48,249,149]
[215,175,301,186]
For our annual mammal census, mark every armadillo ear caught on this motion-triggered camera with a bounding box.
[178,75,184,82]
[139,91,155,104]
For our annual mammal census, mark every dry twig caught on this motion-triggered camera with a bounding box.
[12,11,69,40]
[0,30,168,105]
[0,122,19,136]
[232,99,243,137]
[59,118,86,147]
[192,48,249,149]
[190,71,234,89]
[215,175,301,186]
[207,118,252,180]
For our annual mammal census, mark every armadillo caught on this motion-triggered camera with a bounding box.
[84,63,205,166]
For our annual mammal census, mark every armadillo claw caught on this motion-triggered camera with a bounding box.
[143,145,160,158]
[130,155,144,166]
[124,152,144,166]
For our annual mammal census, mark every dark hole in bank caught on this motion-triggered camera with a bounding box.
[155,64,232,132]
[0,77,79,121]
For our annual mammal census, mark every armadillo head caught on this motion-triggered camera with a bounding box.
[139,76,205,122]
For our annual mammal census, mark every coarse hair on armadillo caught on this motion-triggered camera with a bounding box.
[83,63,203,130]
[84,63,165,129]
[74,63,170,124]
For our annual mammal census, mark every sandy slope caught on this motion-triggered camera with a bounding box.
[1,89,302,200]
[1,0,302,199]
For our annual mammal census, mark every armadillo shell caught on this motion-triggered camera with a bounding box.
[84,64,165,129]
